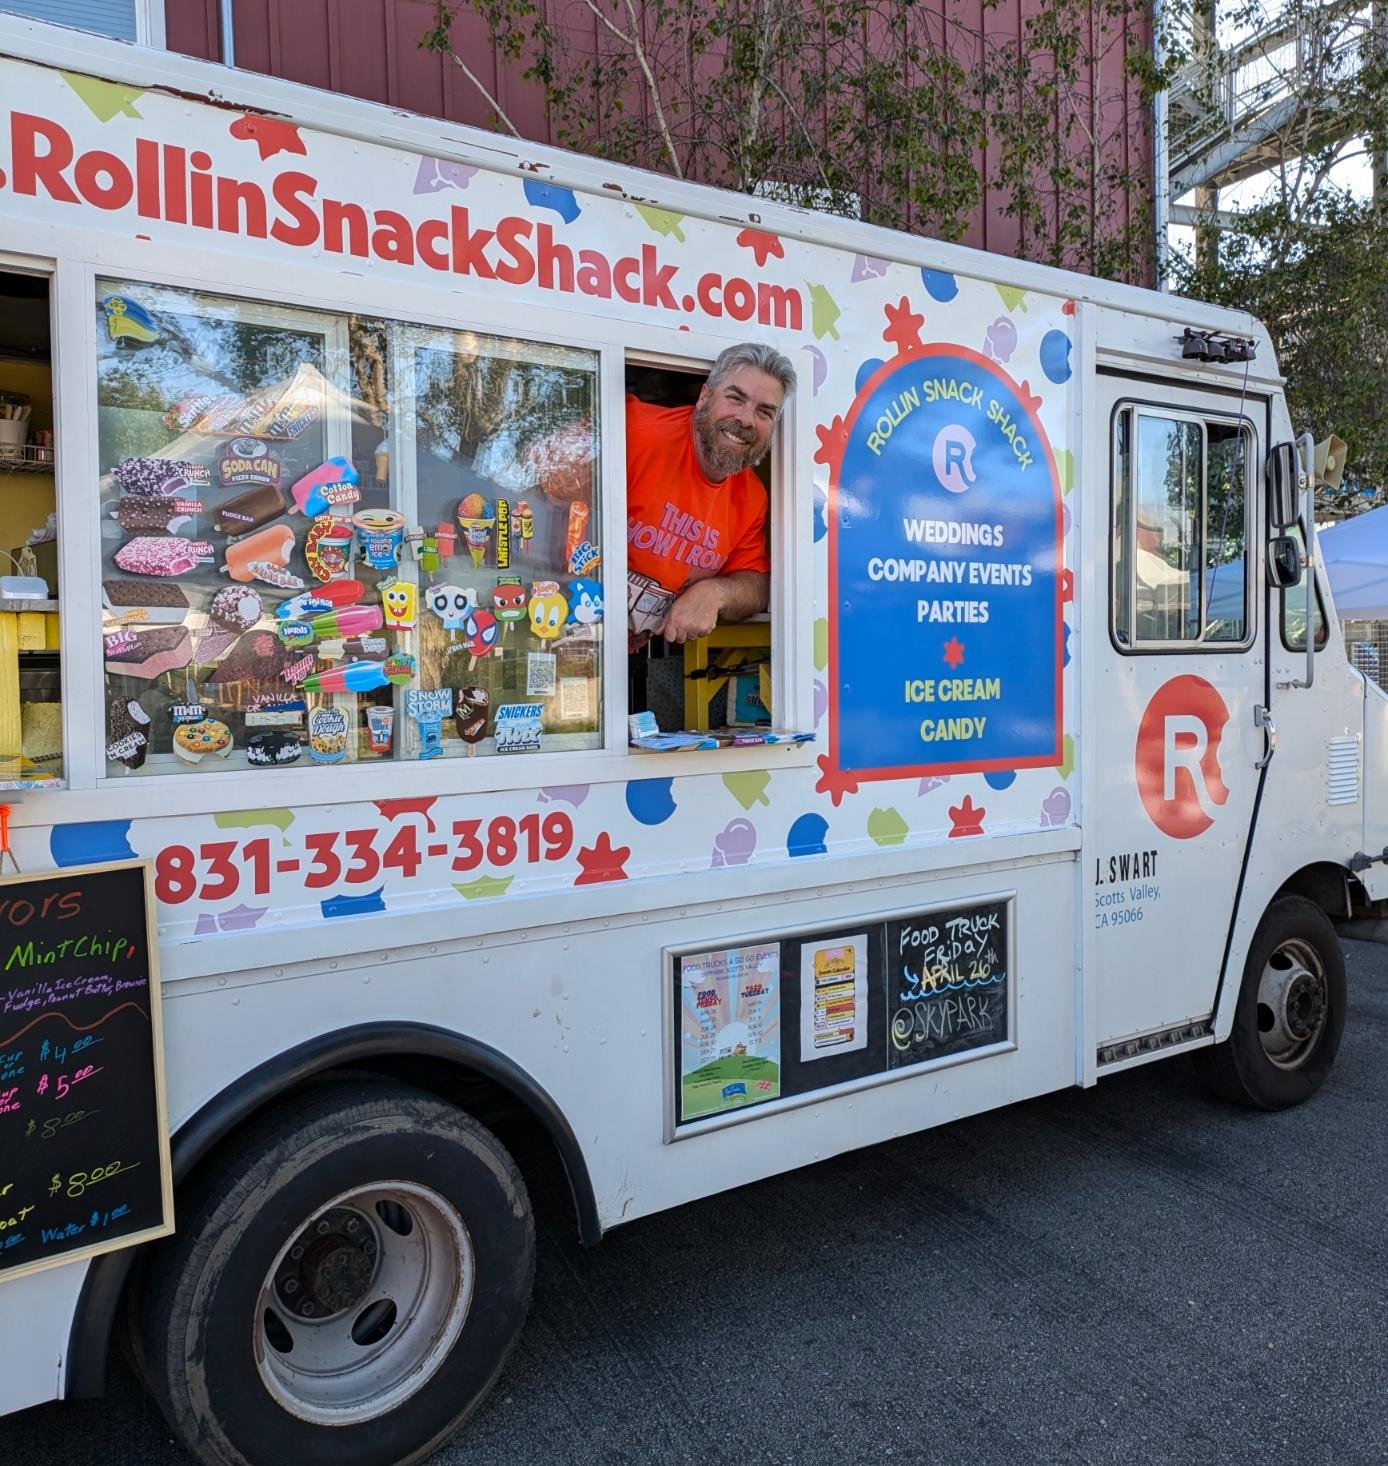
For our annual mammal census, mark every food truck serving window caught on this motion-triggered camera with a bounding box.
[1111,406,1253,651]
[96,280,601,774]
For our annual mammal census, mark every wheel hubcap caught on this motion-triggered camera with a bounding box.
[254,1181,474,1425]
[1255,938,1328,1070]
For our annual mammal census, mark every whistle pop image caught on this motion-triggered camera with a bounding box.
[515,500,534,556]
[457,494,495,569]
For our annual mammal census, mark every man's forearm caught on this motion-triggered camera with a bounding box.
[711,570,769,622]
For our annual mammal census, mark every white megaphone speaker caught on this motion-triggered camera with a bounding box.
[1313,434,1347,491]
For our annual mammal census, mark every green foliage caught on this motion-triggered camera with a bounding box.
[1164,0,1388,506]
[422,0,1162,284]
[1172,190,1388,506]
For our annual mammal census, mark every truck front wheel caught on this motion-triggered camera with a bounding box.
[1193,895,1346,1110]
[136,1080,534,1466]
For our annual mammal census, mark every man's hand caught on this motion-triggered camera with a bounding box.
[660,579,726,644]
[659,571,768,643]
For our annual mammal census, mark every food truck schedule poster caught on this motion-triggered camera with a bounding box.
[670,899,1011,1129]
[676,942,782,1121]
[0,861,174,1283]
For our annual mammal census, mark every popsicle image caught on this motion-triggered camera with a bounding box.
[290,456,360,516]
[460,609,498,670]
[277,604,384,646]
[212,482,288,536]
[276,580,364,620]
[492,575,527,636]
[435,523,456,559]
[224,523,295,583]
[457,493,495,569]
[299,652,416,694]
[380,580,418,630]
[455,684,489,755]
[565,501,589,567]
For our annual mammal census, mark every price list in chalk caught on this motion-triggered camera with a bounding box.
[0,862,173,1283]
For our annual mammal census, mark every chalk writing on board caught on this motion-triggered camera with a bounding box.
[887,900,1009,1066]
[0,862,171,1284]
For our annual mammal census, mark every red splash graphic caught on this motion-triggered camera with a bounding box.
[229,115,307,160]
[948,795,986,837]
[574,831,630,885]
[1016,380,1043,415]
[942,636,965,669]
[813,415,849,468]
[1062,299,1077,316]
[1060,568,1074,604]
[374,797,439,833]
[815,754,859,808]
[735,229,784,267]
[882,296,926,356]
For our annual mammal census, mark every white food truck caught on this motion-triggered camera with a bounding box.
[1,15,1384,1465]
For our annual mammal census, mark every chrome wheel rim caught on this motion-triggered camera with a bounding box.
[1255,937,1328,1071]
[254,1181,473,1425]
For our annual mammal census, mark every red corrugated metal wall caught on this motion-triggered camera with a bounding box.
[163,0,1153,282]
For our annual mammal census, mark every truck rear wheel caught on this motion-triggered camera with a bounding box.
[136,1080,534,1466]
[1193,895,1346,1110]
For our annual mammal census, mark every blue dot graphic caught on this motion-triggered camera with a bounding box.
[788,812,829,857]
[984,771,1016,790]
[920,269,959,302]
[855,358,886,393]
[625,778,677,825]
[1040,330,1072,384]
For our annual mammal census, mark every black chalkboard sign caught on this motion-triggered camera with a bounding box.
[886,899,1011,1067]
[0,860,173,1283]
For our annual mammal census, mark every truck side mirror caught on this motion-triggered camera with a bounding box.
[1267,534,1301,589]
[1266,442,1299,529]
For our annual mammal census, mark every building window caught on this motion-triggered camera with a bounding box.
[3,1,164,46]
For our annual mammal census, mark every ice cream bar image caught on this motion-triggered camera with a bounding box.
[299,653,416,694]
[290,456,360,516]
[436,523,456,558]
[224,523,296,582]
[212,482,288,536]
[277,604,384,646]
[276,580,364,620]
[115,536,215,577]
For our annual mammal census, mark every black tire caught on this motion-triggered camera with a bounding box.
[1192,894,1346,1110]
[135,1080,534,1466]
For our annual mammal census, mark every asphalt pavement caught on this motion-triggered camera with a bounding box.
[3,941,1385,1466]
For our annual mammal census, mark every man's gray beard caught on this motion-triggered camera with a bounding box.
[693,401,764,480]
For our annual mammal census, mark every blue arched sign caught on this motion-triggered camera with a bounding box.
[828,346,1062,780]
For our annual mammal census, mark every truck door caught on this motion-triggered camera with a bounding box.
[1090,377,1265,1054]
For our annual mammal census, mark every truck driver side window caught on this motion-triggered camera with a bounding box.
[1112,406,1252,650]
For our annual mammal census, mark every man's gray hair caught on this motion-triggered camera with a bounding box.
[707,342,797,400]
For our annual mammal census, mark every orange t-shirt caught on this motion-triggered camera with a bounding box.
[625,396,769,595]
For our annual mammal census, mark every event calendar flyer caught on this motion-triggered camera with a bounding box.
[678,942,781,1120]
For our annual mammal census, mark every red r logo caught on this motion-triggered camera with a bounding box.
[1135,676,1231,839]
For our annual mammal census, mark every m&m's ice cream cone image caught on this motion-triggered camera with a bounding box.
[457,493,495,569]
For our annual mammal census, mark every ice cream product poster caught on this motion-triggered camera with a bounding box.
[799,933,868,1059]
[677,942,782,1122]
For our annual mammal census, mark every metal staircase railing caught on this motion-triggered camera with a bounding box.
[1166,1,1368,196]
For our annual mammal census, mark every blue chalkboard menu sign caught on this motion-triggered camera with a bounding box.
[0,860,173,1283]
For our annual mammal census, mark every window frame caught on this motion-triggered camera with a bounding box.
[57,244,812,809]
[1109,399,1257,656]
